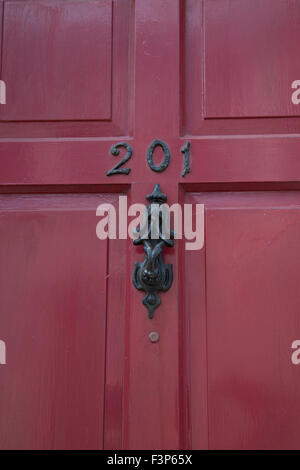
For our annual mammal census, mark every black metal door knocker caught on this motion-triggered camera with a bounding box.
[132,184,174,318]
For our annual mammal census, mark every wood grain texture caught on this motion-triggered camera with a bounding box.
[184,0,300,135]
[0,194,126,449]
[1,1,112,120]
[0,0,131,137]
[186,192,300,449]
[205,0,300,118]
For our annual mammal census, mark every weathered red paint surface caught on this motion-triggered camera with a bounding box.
[0,0,300,450]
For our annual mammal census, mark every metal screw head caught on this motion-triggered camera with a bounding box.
[149,331,160,343]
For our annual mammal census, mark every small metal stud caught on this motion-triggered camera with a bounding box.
[149,331,160,343]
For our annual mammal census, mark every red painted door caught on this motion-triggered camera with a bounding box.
[0,0,300,450]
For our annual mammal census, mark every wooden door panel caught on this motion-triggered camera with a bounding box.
[204,0,300,119]
[184,0,300,135]
[0,0,131,137]
[1,0,112,121]
[185,191,300,449]
[0,193,126,449]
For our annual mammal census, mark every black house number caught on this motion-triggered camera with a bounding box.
[106,139,191,177]
[106,142,132,176]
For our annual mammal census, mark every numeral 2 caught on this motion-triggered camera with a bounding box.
[106,142,132,176]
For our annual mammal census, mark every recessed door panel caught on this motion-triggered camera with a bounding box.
[186,191,300,449]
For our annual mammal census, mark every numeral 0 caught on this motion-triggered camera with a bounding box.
[147,139,170,172]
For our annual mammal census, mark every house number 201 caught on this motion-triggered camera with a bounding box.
[106,139,191,177]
